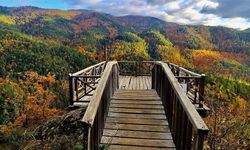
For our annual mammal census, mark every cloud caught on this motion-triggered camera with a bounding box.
[145,0,176,6]
[67,0,103,7]
[201,0,250,19]
[64,0,250,30]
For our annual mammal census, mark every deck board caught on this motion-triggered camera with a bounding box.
[101,136,175,148]
[101,89,175,149]
[119,76,151,90]
[104,123,170,132]
[110,103,164,109]
[108,112,167,119]
[107,145,175,150]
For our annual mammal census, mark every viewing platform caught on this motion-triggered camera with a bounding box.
[68,61,209,150]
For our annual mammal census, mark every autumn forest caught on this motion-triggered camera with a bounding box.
[0,6,249,149]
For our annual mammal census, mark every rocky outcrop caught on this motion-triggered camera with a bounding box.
[35,107,86,143]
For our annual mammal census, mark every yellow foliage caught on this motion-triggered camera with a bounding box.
[16,71,60,126]
[157,45,184,65]
[192,50,222,72]
[0,15,15,25]
[75,46,95,59]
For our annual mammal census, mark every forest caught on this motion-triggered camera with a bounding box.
[0,6,249,149]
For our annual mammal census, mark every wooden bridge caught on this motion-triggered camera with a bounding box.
[69,61,209,150]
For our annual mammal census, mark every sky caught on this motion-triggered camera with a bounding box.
[1,0,250,30]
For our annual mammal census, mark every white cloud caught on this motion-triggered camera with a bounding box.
[205,17,250,30]
[65,0,250,30]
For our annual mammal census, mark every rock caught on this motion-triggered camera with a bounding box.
[35,107,86,140]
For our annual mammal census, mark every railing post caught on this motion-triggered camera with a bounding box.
[152,65,156,89]
[199,74,205,107]
[177,66,180,76]
[194,133,206,150]
[69,73,74,105]
[135,62,138,77]
[81,122,90,150]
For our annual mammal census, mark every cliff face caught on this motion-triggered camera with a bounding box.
[34,108,86,149]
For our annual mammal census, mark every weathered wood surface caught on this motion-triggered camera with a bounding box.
[69,61,106,106]
[119,76,151,90]
[68,61,209,150]
[81,61,119,150]
[152,62,208,150]
[101,89,176,149]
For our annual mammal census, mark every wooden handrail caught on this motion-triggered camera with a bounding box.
[118,61,155,76]
[117,61,205,106]
[81,61,119,150]
[152,62,208,150]
[72,61,106,76]
[167,62,201,77]
[69,61,107,105]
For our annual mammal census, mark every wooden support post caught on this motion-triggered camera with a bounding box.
[69,73,74,105]
[135,62,138,77]
[194,133,206,150]
[75,77,79,102]
[177,66,180,76]
[81,122,90,150]
[199,74,205,107]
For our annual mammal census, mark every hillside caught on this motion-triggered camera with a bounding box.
[0,6,249,149]
[0,6,250,55]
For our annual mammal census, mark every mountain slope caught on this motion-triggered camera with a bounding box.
[0,6,250,54]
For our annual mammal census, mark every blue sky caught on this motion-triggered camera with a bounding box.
[1,0,250,30]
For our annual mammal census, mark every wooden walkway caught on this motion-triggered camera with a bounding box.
[119,76,151,90]
[72,61,209,150]
[101,89,175,149]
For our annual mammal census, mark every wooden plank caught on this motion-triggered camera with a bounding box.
[142,76,146,89]
[104,123,170,132]
[113,93,159,97]
[108,112,167,120]
[141,76,146,89]
[106,117,168,125]
[103,129,172,140]
[142,76,148,89]
[138,76,141,89]
[148,77,152,89]
[115,89,157,94]
[111,97,160,100]
[119,76,125,89]
[108,108,165,114]
[121,76,127,89]
[146,76,151,89]
[137,76,141,89]
[110,100,162,105]
[132,76,136,89]
[128,76,133,89]
[110,103,164,109]
[113,93,159,96]
[101,136,175,148]
[107,145,175,150]
[120,76,129,89]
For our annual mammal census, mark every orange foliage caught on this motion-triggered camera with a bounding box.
[17,71,59,126]
[75,46,95,59]
[102,22,118,38]
[222,52,250,64]
[73,18,99,33]
[192,50,222,73]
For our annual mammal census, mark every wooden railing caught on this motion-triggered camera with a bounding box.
[167,62,205,107]
[81,61,119,150]
[118,61,205,107]
[152,62,209,150]
[118,61,155,76]
[68,62,106,105]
